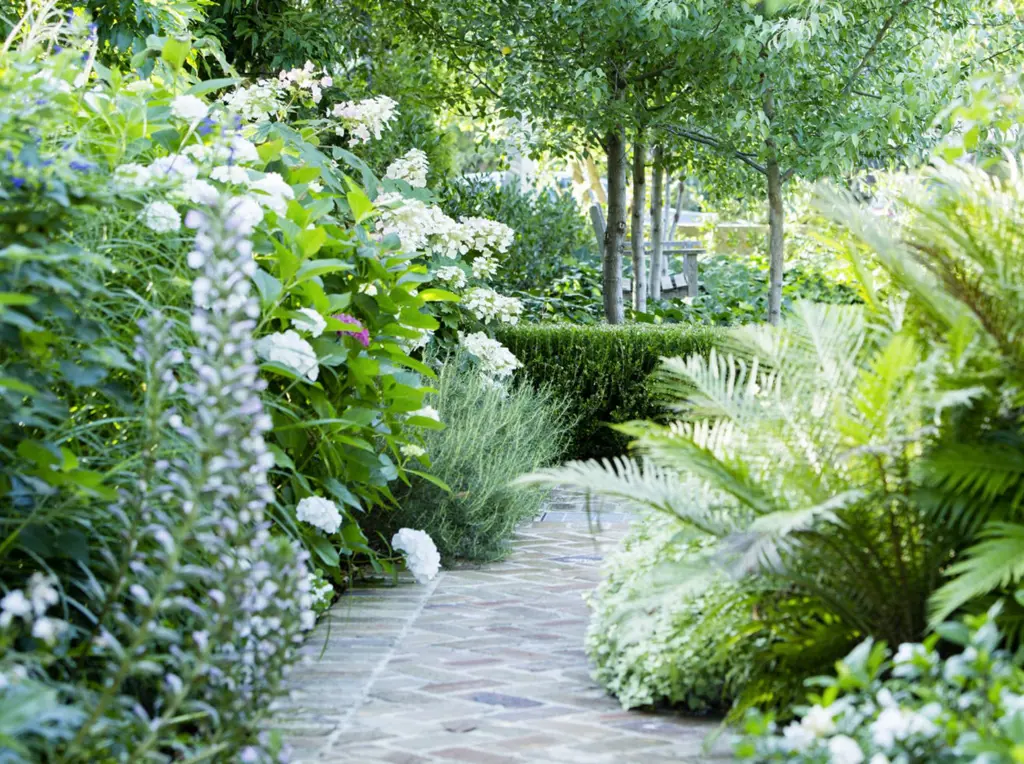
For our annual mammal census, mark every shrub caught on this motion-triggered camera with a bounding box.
[587,511,756,712]
[737,605,1024,763]
[385,354,572,561]
[496,323,718,459]
[436,178,598,293]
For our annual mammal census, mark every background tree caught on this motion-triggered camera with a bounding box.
[661,0,1018,323]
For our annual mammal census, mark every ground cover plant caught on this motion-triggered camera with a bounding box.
[587,510,755,712]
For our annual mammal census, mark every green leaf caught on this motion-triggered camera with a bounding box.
[417,288,460,303]
[161,37,190,70]
[0,292,38,306]
[296,227,328,258]
[252,268,283,308]
[406,468,452,493]
[308,532,341,567]
[345,179,375,224]
[185,77,239,96]
[295,259,353,283]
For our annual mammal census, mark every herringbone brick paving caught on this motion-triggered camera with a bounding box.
[272,493,734,762]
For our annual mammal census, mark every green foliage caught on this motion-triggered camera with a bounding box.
[436,178,598,292]
[496,323,717,459]
[586,511,756,712]
[737,606,1024,763]
[384,354,571,562]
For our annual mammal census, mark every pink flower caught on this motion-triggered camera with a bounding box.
[334,313,369,347]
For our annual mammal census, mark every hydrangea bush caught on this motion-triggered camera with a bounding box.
[736,606,1024,764]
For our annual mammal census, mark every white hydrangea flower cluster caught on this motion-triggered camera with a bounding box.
[170,94,208,122]
[277,61,333,104]
[141,200,182,233]
[292,307,327,337]
[433,265,467,290]
[391,528,441,584]
[374,192,452,253]
[399,443,426,459]
[249,171,295,215]
[458,331,522,379]
[255,330,319,381]
[296,496,342,535]
[385,148,429,188]
[223,81,287,123]
[462,287,523,325]
[471,254,498,280]
[332,95,399,143]
[0,573,66,645]
[459,216,515,255]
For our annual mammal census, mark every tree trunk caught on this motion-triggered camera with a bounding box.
[766,153,784,326]
[649,145,665,301]
[602,127,626,324]
[668,179,684,240]
[630,133,647,313]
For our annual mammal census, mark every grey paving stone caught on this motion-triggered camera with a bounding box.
[268,490,735,762]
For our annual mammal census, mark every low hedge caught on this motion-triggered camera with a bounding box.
[496,323,718,459]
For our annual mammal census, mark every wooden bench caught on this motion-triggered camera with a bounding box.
[589,202,704,298]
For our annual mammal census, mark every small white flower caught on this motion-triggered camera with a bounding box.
[400,444,426,459]
[391,528,440,584]
[125,80,154,95]
[179,179,220,205]
[170,94,209,122]
[113,162,152,189]
[410,406,440,422]
[256,330,318,381]
[219,136,260,165]
[211,165,250,185]
[385,148,429,188]
[225,195,265,235]
[148,155,199,183]
[458,331,522,379]
[27,573,58,616]
[250,172,295,215]
[0,590,32,627]
[781,721,814,752]
[434,266,467,290]
[801,704,837,738]
[296,496,342,534]
[141,201,182,233]
[869,754,891,764]
[292,308,327,337]
[827,735,864,764]
[31,617,66,645]
[332,95,398,144]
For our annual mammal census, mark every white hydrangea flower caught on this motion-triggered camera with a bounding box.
[410,406,440,422]
[358,283,378,296]
[170,94,209,122]
[213,135,261,166]
[869,706,938,749]
[868,754,891,764]
[113,162,151,189]
[781,721,814,752]
[177,179,220,205]
[800,704,837,738]
[400,444,426,458]
[181,143,210,162]
[141,201,182,233]
[296,496,342,534]
[459,216,515,255]
[385,148,429,188]
[256,330,318,381]
[434,266,467,290]
[458,331,522,379]
[827,735,864,764]
[125,80,154,95]
[211,165,250,185]
[250,172,295,215]
[462,287,523,325]
[292,308,327,337]
[374,192,451,253]
[332,95,398,143]
[471,254,498,280]
[223,195,265,235]
[223,81,286,123]
[148,154,199,183]
[391,528,440,584]
[408,328,433,351]
[277,61,332,103]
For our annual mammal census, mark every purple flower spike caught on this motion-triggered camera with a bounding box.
[333,313,370,347]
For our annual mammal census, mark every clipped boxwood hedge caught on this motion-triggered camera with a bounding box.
[496,323,718,459]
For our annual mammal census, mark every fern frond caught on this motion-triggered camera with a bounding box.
[929,521,1024,625]
[516,457,734,536]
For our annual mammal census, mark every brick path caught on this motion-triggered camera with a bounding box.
[272,493,734,762]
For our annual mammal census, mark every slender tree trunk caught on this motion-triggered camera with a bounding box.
[668,179,684,240]
[649,145,665,301]
[630,133,647,312]
[603,127,626,324]
[766,153,784,326]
